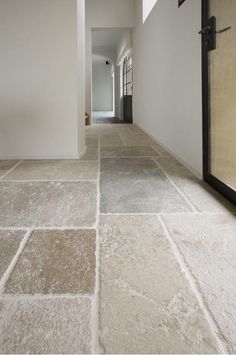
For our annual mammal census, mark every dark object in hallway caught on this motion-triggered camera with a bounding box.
[123,95,133,123]
[178,0,186,7]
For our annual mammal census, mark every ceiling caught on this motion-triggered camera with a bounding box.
[92,29,127,48]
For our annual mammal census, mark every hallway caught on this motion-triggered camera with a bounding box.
[0,124,235,354]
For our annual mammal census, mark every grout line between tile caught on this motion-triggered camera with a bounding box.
[0,179,98,183]
[0,226,98,231]
[0,160,23,180]
[158,215,229,354]
[153,158,198,212]
[119,133,127,147]
[2,294,93,301]
[91,131,103,354]
[0,229,32,296]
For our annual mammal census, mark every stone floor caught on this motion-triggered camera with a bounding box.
[0,124,235,354]
[92,111,128,124]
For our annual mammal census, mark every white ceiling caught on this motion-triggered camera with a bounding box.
[92,29,127,48]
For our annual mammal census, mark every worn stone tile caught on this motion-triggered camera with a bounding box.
[101,146,159,158]
[3,160,98,181]
[100,158,191,213]
[0,181,97,227]
[121,133,156,146]
[5,229,96,294]
[0,160,18,178]
[80,148,98,161]
[0,298,91,354]
[100,134,124,147]
[99,215,219,354]
[152,144,172,157]
[0,230,25,278]
[86,134,98,148]
[163,214,236,353]
[155,157,236,214]
[86,125,112,136]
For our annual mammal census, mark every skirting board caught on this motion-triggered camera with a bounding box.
[134,123,202,180]
[0,146,87,161]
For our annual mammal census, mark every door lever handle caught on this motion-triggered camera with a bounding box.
[199,26,211,34]
[215,26,231,34]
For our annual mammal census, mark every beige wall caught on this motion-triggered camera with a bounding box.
[133,0,203,176]
[0,0,85,158]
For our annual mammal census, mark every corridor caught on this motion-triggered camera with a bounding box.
[0,124,235,354]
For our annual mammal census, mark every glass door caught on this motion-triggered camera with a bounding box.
[202,0,236,204]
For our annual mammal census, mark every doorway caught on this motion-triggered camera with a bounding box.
[202,0,236,204]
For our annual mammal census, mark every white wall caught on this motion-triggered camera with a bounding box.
[92,59,113,111]
[133,0,202,176]
[92,46,119,116]
[85,0,136,119]
[0,0,85,159]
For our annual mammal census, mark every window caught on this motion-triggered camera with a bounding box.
[142,0,158,23]
[123,52,133,96]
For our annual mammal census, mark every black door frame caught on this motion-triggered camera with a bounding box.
[202,0,236,205]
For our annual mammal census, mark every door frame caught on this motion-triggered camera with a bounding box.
[202,0,236,205]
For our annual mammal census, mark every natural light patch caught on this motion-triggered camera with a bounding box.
[143,0,158,23]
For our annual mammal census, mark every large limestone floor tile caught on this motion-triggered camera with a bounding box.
[80,148,98,161]
[155,157,236,214]
[100,134,124,147]
[121,133,156,146]
[99,215,219,354]
[0,160,18,178]
[86,125,112,137]
[100,158,191,213]
[0,181,97,227]
[101,146,160,158]
[5,229,96,294]
[86,134,98,148]
[0,230,26,278]
[0,298,91,354]
[163,214,236,353]
[3,160,98,181]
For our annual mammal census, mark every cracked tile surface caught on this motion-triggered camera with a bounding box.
[0,181,97,227]
[0,230,26,278]
[99,215,219,354]
[5,229,96,295]
[0,298,91,354]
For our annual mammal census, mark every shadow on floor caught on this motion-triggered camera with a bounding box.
[92,111,129,124]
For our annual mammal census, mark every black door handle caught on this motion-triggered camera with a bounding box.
[199,26,211,35]
[215,26,231,34]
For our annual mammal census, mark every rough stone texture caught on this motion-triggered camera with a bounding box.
[3,160,98,181]
[0,230,25,278]
[121,133,156,146]
[155,157,236,214]
[5,229,96,294]
[100,158,191,213]
[99,215,219,354]
[0,160,18,178]
[0,181,97,227]
[80,148,98,161]
[100,134,124,147]
[0,298,91,354]
[163,213,236,353]
[86,135,98,148]
[101,146,159,158]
